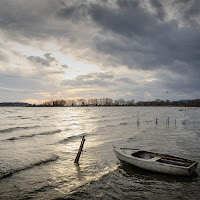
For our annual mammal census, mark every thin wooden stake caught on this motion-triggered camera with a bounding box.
[74,136,85,163]
[137,111,140,126]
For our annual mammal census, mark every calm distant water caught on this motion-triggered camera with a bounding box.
[0,107,200,200]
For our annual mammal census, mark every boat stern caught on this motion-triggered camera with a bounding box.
[188,161,198,175]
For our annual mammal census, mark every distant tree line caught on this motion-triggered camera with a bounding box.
[43,98,135,106]
[0,102,31,107]
[136,99,200,107]
[41,98,200,107]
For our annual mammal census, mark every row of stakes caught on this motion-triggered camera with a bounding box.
[137,117,196,127]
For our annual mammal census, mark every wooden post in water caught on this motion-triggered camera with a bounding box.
[168,117,169,126]
[74,136,85,163]
[137,111,140,126]
[175,119,176,126]
[156,117,157,125]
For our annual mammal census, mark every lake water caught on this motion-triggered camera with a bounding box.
[0,107,200,199]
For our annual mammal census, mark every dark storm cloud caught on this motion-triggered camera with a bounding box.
[149,0,165,21]
[27,53,56,66]
[172,0,200,25]
[173,0,191,3]
[89,3,155,37]
[1,0,200,74]
[84,1,200,94]
[116,0,140,8]
[174,0,200,16]
[56,3,89,20]
[0,0,69,40]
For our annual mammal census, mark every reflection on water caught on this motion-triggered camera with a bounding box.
[75,163,86,182]
[119,162,199,183]
[66,162,199,200]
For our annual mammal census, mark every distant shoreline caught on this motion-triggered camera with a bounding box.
[1,99,200,107]
[0,105,199,108]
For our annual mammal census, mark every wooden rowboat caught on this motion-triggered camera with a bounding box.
[114,147,198,176]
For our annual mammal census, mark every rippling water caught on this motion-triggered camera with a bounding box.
[0,107,200,199]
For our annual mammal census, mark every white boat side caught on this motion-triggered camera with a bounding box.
[114,147,198,176]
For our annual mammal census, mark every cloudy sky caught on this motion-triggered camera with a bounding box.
[0,0,200,104]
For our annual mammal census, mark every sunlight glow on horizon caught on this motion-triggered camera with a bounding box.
[60,55,102,80]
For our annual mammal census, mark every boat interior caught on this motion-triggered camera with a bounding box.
[131,151,155,159]
[131,151,194,167]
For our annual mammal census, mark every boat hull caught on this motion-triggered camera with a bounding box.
[114,148,198,176]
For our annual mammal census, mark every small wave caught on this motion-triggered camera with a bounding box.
[40,129,62,136]
[20,117,31,119]
[0,125,40,133]
[6,137,18,141]
[5,110,13,113]
[63,165,118,199]
[89,116,98,120]
[107,124,116,127]
[0,154,59,179]
[5,129,62,141]
[63,128,71,132]
[58,134,85,144]
[32,184,55,194]
[120,122,128,125]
